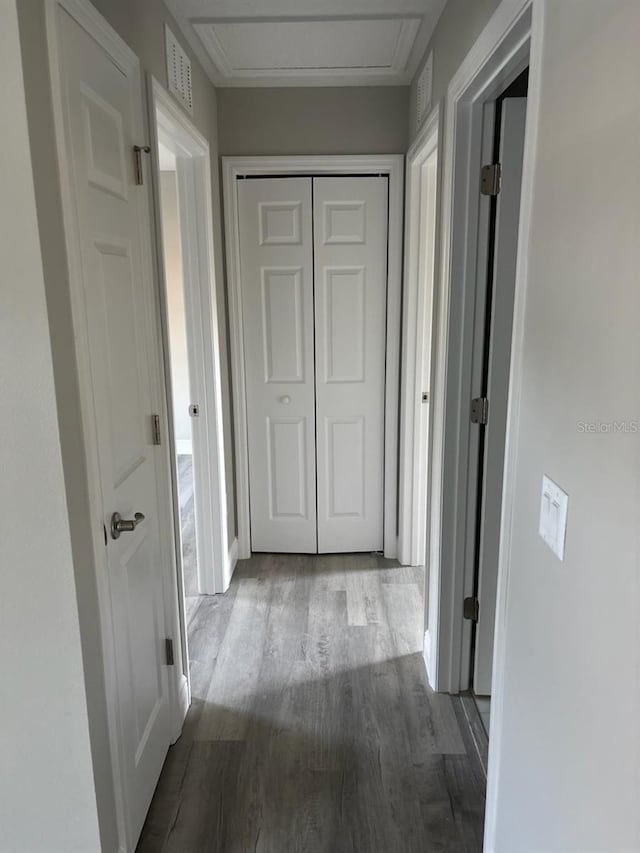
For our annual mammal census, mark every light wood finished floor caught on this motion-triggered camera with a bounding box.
[137,553,486,852]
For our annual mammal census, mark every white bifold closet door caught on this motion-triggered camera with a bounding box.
[313,177,388,552]
[238,175,388,554]
[239,178,317,552]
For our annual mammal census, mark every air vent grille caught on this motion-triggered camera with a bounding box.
[416,51,433,130]
[165,24,193,115]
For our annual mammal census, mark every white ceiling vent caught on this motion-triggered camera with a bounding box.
[416,51,433,129]
[165,24,193,114]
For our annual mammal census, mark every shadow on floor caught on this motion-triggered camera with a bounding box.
[138,554,485,853]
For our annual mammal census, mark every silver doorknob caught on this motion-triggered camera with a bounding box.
[110,511,145,540]
[280,395,291,405]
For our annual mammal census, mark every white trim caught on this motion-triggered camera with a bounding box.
[223,155,404,560]
[174,673,190,742]
[227,537,239,580]
[422,629,435,684]
[398,103,441,567]
[45,2,177,850]
[150,78,230,598]
[428,0,534,696]
[163,0,447,90]
[422,0,544,843]
[49,0,138,74]
[146,84,192,729]
[175,438,193,455]
[484,5,544,849]
[192,16,421,86]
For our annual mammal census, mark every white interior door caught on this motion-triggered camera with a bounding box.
[238,178,317,552]
[314,177,388,553]
[57,10,173,844]
[474,98,527,695]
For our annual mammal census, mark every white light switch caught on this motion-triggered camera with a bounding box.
[539,475,568,560]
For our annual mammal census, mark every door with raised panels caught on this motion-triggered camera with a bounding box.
[56,9,173,846]
[238,178,317,552]
[313,177,388,552]
[239,175,388,554]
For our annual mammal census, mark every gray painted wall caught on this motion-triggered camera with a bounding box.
[408,0,501,142]
[49,0,235,544]
[0,3,101,849]
[16,0,233,848]
[491,1,640,848]
[90,0,236,548]
[217,87,410,156]
[409,0,640,846]
[411,0,640,846]
[18,7,120,848]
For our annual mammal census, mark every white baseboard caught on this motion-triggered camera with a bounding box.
[175,438,192,455]
[383,534,398,561]
[172,673,190,743]
[224,537,238,590]
[423,629,436,689]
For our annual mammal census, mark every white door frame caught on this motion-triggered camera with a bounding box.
[223,155,404,560]
[45,1,187,849]
[426,0,542,705]
[398,104,441,569]
[148,77,230,603]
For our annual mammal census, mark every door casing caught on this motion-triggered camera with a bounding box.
[223,155,404,561]
[397,104,441,571]
[472,96,528,697]
[421,0,544,847]
[148,76,231,602]
[426,0,537,696]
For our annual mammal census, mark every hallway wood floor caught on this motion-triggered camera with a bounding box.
[137,554,486,852]
[177,454,198,599]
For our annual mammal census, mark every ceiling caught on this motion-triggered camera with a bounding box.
[163,0,446,87]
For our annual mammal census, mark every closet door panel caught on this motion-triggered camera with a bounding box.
[313,177,388,552]
[239,178,317,552]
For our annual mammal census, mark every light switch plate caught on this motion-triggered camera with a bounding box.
[539,475,569,560]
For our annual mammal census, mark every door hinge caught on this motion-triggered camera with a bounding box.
[165,638,175,666]
[470,397,489,425]
[480,162,501,196]
[463,596,479,622]
[188,403,200,418]
[133,144,151,185]
[422,391,429,403]
[151,414,161,445]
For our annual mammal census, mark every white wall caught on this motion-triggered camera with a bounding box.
[160,170,192,449]
[0,3,101,850]
[490,1,640,849]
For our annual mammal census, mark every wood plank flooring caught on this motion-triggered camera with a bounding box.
[177,454,198,599]
[137,554,486,852]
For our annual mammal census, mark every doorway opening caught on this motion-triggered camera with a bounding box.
[422,2,542,845]
[157,150,199,609]
[223,155,404,562]
[466,68,530,736]
[398,105,440,573]
[425,0,539,730]
[237,174,389,555]
[150,79,230,640]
